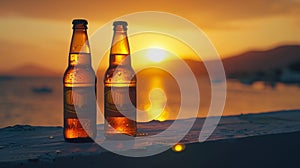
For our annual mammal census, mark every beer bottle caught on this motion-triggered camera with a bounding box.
[104,21,137,137]
[63,19,97,142]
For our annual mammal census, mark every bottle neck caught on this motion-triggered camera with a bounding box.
[69,27,91,66]
[109,29,131,67]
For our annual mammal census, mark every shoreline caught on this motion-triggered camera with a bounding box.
[1,109,299,129]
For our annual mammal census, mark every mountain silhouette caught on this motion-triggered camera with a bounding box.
[222,45,300,76]
[0,64,61,77]
[162,45,300,84]
[2,45,300,80]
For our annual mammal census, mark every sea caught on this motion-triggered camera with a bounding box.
[0,76,300,128]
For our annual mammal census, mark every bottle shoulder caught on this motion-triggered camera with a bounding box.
[104,66,136,84]
[64,66,96,84]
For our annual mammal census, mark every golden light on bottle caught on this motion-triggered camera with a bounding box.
[63,19,97,143]
[104,21,137,137]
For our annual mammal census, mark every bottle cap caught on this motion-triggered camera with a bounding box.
[113,21,128,27]
[72,19,88,25]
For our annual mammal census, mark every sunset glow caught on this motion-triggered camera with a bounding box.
[146,48,167,63]
[0,0,299,73]
[1,2,300,164]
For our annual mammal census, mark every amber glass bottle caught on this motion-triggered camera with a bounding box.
[63,19,97,142]
[104,21,137,137]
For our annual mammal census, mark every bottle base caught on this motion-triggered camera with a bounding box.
[105,133,136,140]
[64,137,95,143]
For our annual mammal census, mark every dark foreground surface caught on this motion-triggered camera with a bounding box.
[1,131,299,168]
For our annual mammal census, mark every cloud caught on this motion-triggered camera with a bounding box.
[0,0,299,27]
[181,0,300,30]
[0,0,299,70]
[0,1,136,22]
[0,38,67,71]
[0,17,69,43]
[197,0,299,19]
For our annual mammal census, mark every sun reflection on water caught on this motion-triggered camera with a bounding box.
[144,75,168,121]
[145,88,167,121]
[136,68,181,122]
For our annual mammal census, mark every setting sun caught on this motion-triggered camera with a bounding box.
[146,48,167,63]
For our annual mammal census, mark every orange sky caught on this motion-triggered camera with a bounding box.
[0,0,300,72]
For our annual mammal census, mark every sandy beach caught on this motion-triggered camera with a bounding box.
[0,131,299,168]
[0,110,299,168]
[48,131,300,168]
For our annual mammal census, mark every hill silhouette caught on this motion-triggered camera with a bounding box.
[1,45,300,82]
[0,64,61,77]
[222,45,300,84]
[222,45,300,75]
[152,45,300,80]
